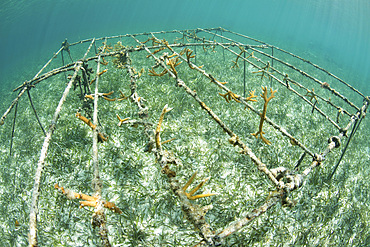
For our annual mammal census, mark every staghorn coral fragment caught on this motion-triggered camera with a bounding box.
[146,47,166,58]
[185,48,197,69]
[117,90,129,101]
[252,62,271,80]
[231,48,257,69]
[161,137,176,145]
[219,91,241,103]
[97,132,108,142]
[251,86,277,145]
[85,91,115,101]
[155,104,173,150]
[100,57,108,66]
[76,112,96,130]
[76,112,108,142]
[245,90,258,102]
[166,57,182,77]
[54,184,122,214]
[231,46,246,69]
[182,171,216,200]
[305,88,318,102]
[97,69,107,77]
[148,67,167,77]
[116,114,130,127]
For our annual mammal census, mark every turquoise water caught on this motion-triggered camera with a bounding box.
[0,0,369,93]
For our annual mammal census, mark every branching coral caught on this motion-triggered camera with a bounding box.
[100,57,108,66]
[155,104,173,150]
[76,112,96,130]
[146,47,166,58]
[219,90,241,103]
[97,69,107,77]
[166,57,182,77]
[185,48,196,69]
[219,89,258,104]
[252,62,271,81]
[305,88,318,102]
[116,115,130,127]
[54,184,122,214]
[148,67,167,77]
[142,37,161,46]
[245,90,258,102]
[182,171,216,200]
[231,46,256,69]
[251,86,277,145]
[75,112,108,142]
[85,91,116,101]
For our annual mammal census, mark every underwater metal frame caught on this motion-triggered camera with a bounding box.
[1,27,369,246]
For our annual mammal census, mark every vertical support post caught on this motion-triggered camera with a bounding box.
[194,38,197,65]
[243,48,246,97]
[28,38,95,247]
[61,50,68,84]
[9,101,18,156]
[270,47,274,88]
[28,61,83,247]
[27,89,46,136]
[94,42,98,55]
[221,30,225,62]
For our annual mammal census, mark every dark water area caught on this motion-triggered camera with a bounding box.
[0,0,369,94]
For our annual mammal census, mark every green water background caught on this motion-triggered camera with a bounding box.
[0,0,369,94]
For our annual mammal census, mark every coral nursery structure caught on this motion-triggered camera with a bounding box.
[0,28,369,246]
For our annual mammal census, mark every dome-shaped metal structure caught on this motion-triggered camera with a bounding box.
[1,27,368,246]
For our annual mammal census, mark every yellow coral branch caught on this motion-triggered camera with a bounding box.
[100,57,108,66]
[305,88,318,102]
[166,57,182,77]
[155,104,173,150]
[102,96,116,102]
[76,112,96,130]
[161,137,176,145]
[231,46,245,69]
[146,47,166,58]
[244,90,258,103]
[116,115,130,127]
[219,91,241,103]
[251,86,277,145]
[215,79,228,85]
[85,91,116,101]
[252,62,271,80]
[182,171,216,200]
[117,90,128,101]
[97,132,108,142]
[148,67,167,77]
[54,184,122,214]
[97,69,107,77]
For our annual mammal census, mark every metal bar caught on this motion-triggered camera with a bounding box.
[27,89,46,136]
[0,46,63,125]
[28,60,83,247]
[144,33,282,188]
[28,38,95,247]
[207,37,342,131]
[9,101,18,156]
[200,28,361,112]
[270,47,274,87]
[175,30,316,156]
[221,27,365,98]
[243,50,246,97]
